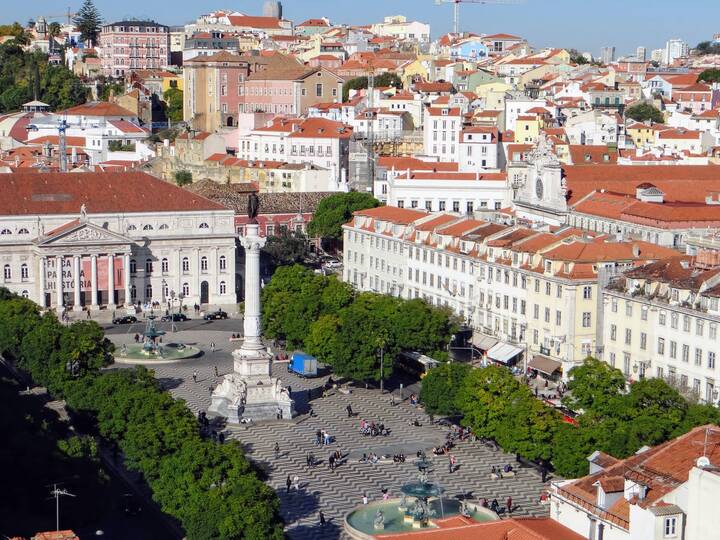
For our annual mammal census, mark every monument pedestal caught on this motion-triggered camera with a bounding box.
[208,220,295,423]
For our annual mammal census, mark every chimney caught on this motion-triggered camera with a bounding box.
[632,243,641,257]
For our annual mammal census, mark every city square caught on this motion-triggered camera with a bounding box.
[105,318,552,539]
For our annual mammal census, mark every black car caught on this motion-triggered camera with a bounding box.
[112,315,137,325]
[204,309,228,320]
[161,313,189,322]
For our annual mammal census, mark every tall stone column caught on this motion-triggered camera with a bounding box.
[73,255,82,311]
[55,256,64,309]
[240,223,265,351]
[90,255,98,310]
[38,257,47,308]
[123,253,131,306]
[107,254,115,308]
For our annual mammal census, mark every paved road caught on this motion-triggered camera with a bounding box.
[106,326,552,540]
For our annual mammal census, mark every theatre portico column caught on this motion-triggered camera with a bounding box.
[55,255,64,310]
[38,257,47,308]
[107,254,115,309]
[123,253,131,306]
[90,255,99,310]
[73,255,82,311]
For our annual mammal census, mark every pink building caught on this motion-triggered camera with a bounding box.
[99,20,171,77]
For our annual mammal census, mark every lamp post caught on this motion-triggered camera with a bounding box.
[376,330,388,394]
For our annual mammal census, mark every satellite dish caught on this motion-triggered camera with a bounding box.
[697,456,711,468]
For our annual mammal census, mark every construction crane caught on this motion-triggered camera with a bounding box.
[26,118,81,172]
[46,8,77,25]
[434,0,525,36]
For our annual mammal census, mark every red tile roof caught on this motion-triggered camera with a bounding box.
[227,15,282,29]
[377,156,458,172]
[0,172,225,216]
[353,206,428,224]
[60,101,136,117]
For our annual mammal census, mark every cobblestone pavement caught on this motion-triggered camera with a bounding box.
[107,330,551,539]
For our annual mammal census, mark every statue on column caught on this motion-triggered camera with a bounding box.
[80,203,88,222]
[247,193,260,222]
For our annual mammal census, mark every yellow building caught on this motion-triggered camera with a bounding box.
[161,72,183,93]
[475,81,512,110]
[626,122,663,148]
[399,57,430,88]
[514,115,541,144]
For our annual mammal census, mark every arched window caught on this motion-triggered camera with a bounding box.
[0,229,11,235]
[199,222,209,229]
[161,258,168,273]
[200,256,208,272]
[159,224,169,230]
[130,259,137,273]
[162,283,169,299]
[145,258,153,273]
[143,224,154,231]
[220,281,226,294]
[131,284,137,300]
[182,257,189,272]
[17,228,29,235]
[182,282,189,296]
[145,284,153,300]
[3,264,10,280]
[21,290,28,298]
[127,224,137,231]
[20,263,28,280]
[219,255,227,271]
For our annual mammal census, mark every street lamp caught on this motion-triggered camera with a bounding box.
[376,330,388,394]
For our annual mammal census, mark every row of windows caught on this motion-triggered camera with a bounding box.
[613,297,720,336]
[129,256,227,274]
[126,223,209,232]
[397,200,503,212]
[3,263,29,281]
[0,228,30,235]
[131,281,228,300]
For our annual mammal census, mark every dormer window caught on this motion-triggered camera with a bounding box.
[441,109,448,116]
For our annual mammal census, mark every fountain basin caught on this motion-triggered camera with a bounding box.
[344,498,498,538]
[113,343,202,365]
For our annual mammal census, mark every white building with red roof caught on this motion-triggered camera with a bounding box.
[0,172,237,311]
[238,117,353,188]
[185,10,293,37]
[423,105,463,162]
[552,425,720,540]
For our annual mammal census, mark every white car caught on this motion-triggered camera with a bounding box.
[323,260,343,269]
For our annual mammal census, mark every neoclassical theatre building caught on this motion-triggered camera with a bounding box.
[0,172,237,311]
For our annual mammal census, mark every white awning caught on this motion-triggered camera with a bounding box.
[487,342,523,364]
[472,334,499,351]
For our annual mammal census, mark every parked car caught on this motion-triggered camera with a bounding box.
[204,309,228,320]
[161,313,189,322]
[323,260,343,269]
[112,315,137,325]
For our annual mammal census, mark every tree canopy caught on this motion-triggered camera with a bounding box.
[625,102,664,123]
[263,229,309,269]
[695,41,720,56]
[0,289,284,538]
[163,87,184,122]
[698,69,720,84]
[73,0,102,47]
[420,361,472,416]
[342,72,403,101]
[174,170,192,186]
[0,43,87,113]
[307,191,380,241]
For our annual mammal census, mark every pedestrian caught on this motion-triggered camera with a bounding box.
[329,454,335,471]
[276,407,282,420]
[382,488,389,501]
[86,309,90,319]
[390,394,395,406]
[293,475,300,491]
[346,404,353,417]
[506,496,513,514]
[306,452,313,467]
[218,432,225,444]
[319,511,326,527]
[214,365,219,377]
[274,442,280,459]
[315,430,322,446]
[449,455,454,474]
[362,493,368,505]
[210,341,216,353]
[192,370,198,383]
[286,475,291,493]
[541,465,548,483]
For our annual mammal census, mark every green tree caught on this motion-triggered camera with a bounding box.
[342,72,403,101]
[48,22,62,38]
[625,102,664,123]
[263,229,309,268]
[568,49,588,65]
[99,78,125,101]
[696,41,720,56]
[307,191,380,242]
[304,314,341,363]
[420,362,472,415]
[563,357,626,415]
[174,170,192,186]
[73,0,102,47]
[698,69,720,84]
[163,87,184,122]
